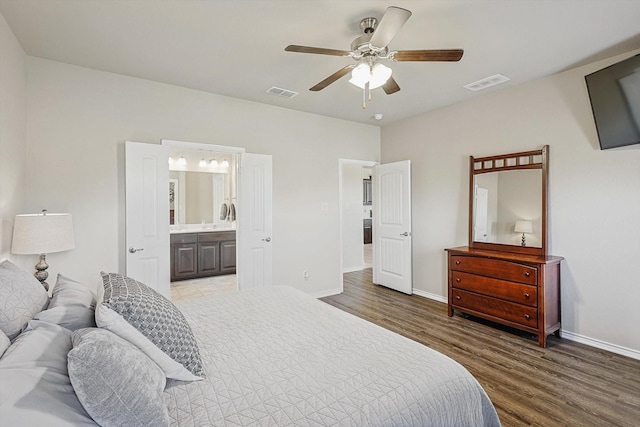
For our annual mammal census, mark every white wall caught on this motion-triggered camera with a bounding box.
[381,50,640,355]
[0,12,27,266]
[341,163,365,272]
[24,56,379,296]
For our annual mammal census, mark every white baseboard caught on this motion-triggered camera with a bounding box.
[412,290,640,361]
[320,285,640,361]
[412,288,447,303]
[311,287,342,299]
[561,330,640,360]
[342,265,368,274]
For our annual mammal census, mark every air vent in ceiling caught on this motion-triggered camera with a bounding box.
[266,86,299,99]
[463,74,510,91]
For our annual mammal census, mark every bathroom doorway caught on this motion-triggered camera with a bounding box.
[166,146,239,301]
[339,159,377,292]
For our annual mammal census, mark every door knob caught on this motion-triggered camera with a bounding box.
[128,247,144,254]
[400,232,410,236]
[262,237,272,242]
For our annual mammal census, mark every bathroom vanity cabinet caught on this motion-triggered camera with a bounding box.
[170,231,236,281]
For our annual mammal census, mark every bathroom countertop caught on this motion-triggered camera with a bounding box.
[170,226,236,234]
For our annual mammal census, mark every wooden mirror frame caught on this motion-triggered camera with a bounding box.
[468,145,549,256]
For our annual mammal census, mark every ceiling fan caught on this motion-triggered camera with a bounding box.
[285,6,464,108]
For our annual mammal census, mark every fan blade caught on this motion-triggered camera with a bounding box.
[369,6,412,48]
[285,45,351,57]
[382,77,401,95]
[393,49,464,62]
[310,65,355,91]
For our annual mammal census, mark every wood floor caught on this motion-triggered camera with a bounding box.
[321,269,640,427]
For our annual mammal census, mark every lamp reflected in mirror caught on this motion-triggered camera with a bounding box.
[514,220,533,246]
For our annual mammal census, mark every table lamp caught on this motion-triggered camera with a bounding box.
[514,220,533,247]
[11,210,75,291]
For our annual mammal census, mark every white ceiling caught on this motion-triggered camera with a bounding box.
[2,0,640,126]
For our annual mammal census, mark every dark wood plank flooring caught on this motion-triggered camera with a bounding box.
[320,269,640,427]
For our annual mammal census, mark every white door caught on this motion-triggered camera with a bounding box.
[125,141,170,297]
[237,153,273,289]
[372,160,412,294]
[474,186,489,242]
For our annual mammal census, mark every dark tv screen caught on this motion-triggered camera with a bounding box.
[585,53,640,150]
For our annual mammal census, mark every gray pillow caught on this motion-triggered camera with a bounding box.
[0,260,49,339]
[68,328,169,427]
[50,274,97,309]
[35,274,98,331]
[0,320,96,426]
[0,330,9,358]
[97,272,204,379]
[34,304,96,331]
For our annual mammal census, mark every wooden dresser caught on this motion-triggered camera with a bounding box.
[446,246,562,347]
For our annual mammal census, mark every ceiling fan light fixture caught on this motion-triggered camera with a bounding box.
[348,63,392,89]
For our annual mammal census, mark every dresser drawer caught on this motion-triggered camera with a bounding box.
[452,289,538,328]
[170,233,197,244]
[450,255,537,285]
[451,271,537,307]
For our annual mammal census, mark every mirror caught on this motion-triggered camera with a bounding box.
[469,146,548,256]
[169,171,226,225]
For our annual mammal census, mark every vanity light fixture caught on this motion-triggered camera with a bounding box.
[220,159,230,168]
[209,158,219,167]
[514,220,533,246]
[198,158,207,167]
[177,156,187,166]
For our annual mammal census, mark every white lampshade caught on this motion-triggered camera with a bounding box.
[11,212,75,255]
[514,220,533,234]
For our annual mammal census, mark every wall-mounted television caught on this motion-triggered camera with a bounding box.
[585,53,640,150]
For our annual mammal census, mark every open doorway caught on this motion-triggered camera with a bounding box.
[339,159,377,291]
[167,147,238,301]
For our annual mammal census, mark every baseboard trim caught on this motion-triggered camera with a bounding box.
[561,330,640,360]
[342,266,367,274]
[413,290,640,360]
[311,287,342,299]
[412,288,447,303]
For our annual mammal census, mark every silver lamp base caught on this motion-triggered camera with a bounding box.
[34,253,49,291]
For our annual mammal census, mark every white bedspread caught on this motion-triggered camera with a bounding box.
[165,286,500,426]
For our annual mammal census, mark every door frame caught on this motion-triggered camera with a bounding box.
[338,158,378,293]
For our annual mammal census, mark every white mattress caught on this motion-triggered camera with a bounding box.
[165,286,500,426]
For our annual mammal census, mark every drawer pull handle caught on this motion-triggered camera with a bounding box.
[455,295,461,300]
[524,272,531,277]
[455,278,461,283]
[524,314,531,320]
[455,260,461,265]
[524,293,530,299]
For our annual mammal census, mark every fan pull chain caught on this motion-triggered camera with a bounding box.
[362,81,370,109]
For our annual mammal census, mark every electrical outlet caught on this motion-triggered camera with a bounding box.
[303,270,310,281]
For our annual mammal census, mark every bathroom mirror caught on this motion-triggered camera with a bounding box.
[469,146,548,256]
[169,171,226,225]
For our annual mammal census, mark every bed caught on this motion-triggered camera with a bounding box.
[0,259,501,426]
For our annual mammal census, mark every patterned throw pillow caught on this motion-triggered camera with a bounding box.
[96,273,204,379]
[0,260,49,339]
[68,328,169,427]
